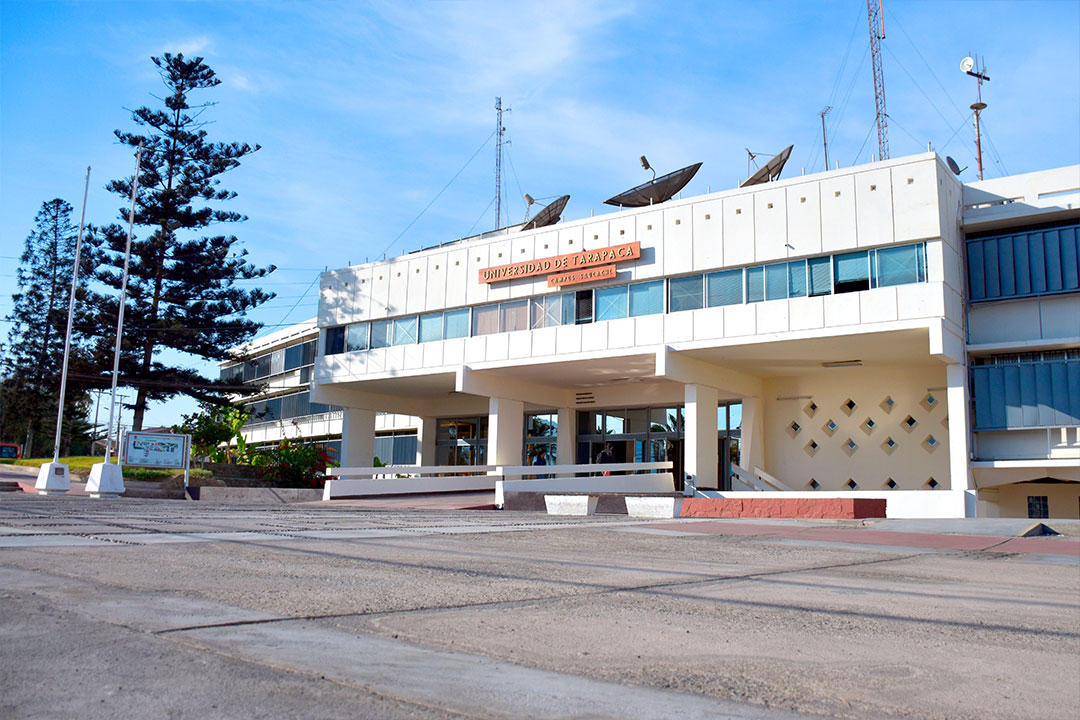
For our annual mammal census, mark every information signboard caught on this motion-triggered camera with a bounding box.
[122,431,190,469]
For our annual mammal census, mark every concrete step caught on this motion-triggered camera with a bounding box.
[0,480,23,493]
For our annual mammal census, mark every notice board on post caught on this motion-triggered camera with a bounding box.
[122,431,190,469]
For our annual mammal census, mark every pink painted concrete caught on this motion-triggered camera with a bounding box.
[646,520,1080,557]
[680,497,886,519]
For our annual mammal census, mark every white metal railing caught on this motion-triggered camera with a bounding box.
[324,464,497,500]
[496,461,675,507]
[322,461,676,503]
[729,465,794,492]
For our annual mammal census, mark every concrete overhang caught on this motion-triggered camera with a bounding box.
[674,327,941,377]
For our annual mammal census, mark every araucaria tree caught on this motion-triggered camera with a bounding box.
[0,199,90,456]
[86,53,274,430]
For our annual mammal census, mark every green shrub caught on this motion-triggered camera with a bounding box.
[249,440,329,488]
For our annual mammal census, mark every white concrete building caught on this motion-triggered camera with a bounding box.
[226,153,1078,518]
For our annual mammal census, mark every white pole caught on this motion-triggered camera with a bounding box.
[51,166,91,463]
[103,142,143,463]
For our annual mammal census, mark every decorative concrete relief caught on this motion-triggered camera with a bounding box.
[843,437,858,455]
[922,435,940,453]
[920,393,939,413]
[842,398,858,416]
[804,439,819,456]
[924,477,940,489]
[804,400,818,418]
[861,417,877,435]
[881,436,898,455]
[902,415,919,432]
[787,420,802,438]
[879,395,895,414]
[846,479,858,489]
[807,479,820,489]
[884,478,898,489]
[823,419,838,436]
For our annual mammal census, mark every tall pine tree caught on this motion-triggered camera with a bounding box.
[0,199,90,456]
[86,53,274,430]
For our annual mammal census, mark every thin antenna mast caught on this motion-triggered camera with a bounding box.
[819,106,832,171]
[494,97,505,229]
[962,55,990,180]
[867,0,889,161]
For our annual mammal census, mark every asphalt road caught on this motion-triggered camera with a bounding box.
[1,488,1077,719]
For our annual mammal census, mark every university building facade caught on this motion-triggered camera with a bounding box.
[225,153,1079,518]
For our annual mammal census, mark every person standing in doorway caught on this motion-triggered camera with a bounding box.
[596,442,615,476]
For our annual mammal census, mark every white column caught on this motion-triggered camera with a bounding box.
[340,407,375,467]
[417,416,436,466]
[488,397,524,468]
[556,407,577,465]
[946,363,974,491]
[684,384,719,491]
[739,396,765,473]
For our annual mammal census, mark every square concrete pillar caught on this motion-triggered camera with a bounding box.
[684,384,720,491]
[488,397,524,468]
[946,363,974,493]
[341,407,376,467]
[417,416,437,466]
[556,407,577,466]
[739,396,765,473]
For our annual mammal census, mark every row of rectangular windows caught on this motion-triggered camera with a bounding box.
[325,243,927,355]
[221,339,318,383]
[243,390,341,425]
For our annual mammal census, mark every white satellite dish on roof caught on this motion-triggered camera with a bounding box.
[960,56,975,73]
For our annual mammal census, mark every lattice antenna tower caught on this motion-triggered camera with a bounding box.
[494,97,510,229]
[867,0,889,160]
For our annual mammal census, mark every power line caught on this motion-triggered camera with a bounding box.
[377,129,497,260]
[276,274,320,327]
[886,6,968,124]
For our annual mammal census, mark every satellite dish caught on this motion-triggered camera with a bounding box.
[946,156,962,176]
[739,144,794,188]
[960,56,975,73]
[520,195,570,231]
[604,162,703,207]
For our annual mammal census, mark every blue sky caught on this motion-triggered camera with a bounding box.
[2,0,1078,429]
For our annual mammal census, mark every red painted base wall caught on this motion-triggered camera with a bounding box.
[680,497,887,519]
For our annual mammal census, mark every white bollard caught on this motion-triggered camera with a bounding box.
[86,462,125,498]
[35,462,71,495]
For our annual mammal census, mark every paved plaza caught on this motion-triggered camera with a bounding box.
[0,485,1077,719]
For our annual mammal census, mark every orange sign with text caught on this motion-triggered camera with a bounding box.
[478,241,641,285]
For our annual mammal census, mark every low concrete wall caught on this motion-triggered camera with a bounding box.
[694,490,969,518]
[681,497,886,519]
[192,487,322,504]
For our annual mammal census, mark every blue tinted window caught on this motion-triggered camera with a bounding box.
[788,261,807,297]
[834,251,870,293]
[444,309,470,339]
[595,286,628,321]
[370,320,392,348]
[765,263,788,300]
[706,269,742,306]
[808,256,831,296]
[629,280,664,316]
[419,313,442,343]
[746,267,764,303]
[669,275,704,312]
[393,316,418,345]
[876,245,922,287]
[345,324,368,352]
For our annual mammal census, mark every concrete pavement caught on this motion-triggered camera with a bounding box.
[1,490,1077,719]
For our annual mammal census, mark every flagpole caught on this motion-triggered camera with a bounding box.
[50,166,91,464]
[102,141,144,464]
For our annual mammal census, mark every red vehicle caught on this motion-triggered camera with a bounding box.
[0,442,22,460]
